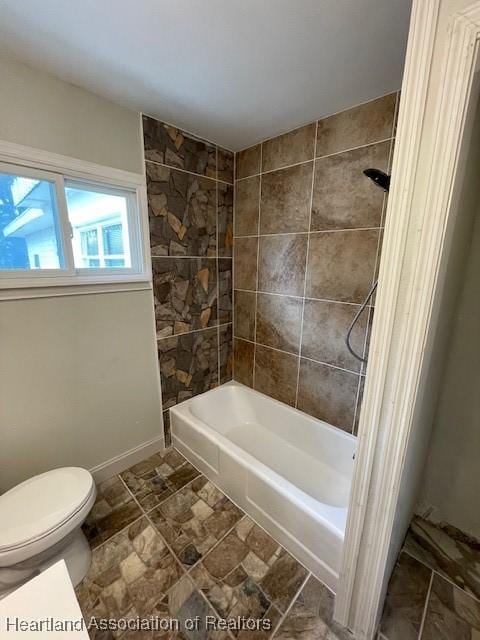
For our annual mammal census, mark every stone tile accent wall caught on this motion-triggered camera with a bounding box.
[233,93,399,433]
[143,116,234,444]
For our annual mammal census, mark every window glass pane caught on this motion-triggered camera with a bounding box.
[80,229,98,256]
[104,258,125,268]
[65,183,131,269]
[0,171,64,270]
[103,223,124,255]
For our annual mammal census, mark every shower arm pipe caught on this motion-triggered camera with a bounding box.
[345,280,378,364]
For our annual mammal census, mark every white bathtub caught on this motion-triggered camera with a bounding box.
[170,381,356,591]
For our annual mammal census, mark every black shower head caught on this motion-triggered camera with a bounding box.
[363,168,390,192]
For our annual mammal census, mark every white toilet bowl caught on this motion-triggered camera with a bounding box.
[0,467,96,598]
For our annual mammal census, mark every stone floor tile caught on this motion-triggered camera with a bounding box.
[189,517,307,635]
[148,475,243,568]
[121,450,200,510]
[422,573,480,639]
[77,517,185,626]
[379,551,431,640]
[150,575,231,639]
[83,476,143,549]
[273,575,350,639]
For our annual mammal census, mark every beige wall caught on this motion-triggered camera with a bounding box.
[0,59,163,490]
[418,208,480,538]
[0,291,162,490]
[0,57,143,173]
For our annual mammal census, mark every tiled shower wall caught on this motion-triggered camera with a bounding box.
[233,93,399,433]
[142,117,234,444]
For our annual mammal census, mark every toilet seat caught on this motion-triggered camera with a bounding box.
[0,468,95,566]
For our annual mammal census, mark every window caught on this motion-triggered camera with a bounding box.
[0,160,147,288]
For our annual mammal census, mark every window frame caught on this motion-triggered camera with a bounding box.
[0,141,150,291]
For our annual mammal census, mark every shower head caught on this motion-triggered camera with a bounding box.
[363,168,390,192]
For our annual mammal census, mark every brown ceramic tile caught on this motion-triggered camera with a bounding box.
[380,552,432,640]
[146,163,217,257]
[297,358,359,431]
[143,115,216,178]
[262,123,316,173]
[254,345,298,406]
[301,299,368,372]
[235,176,260,236]
[256,294,302,354]
[234,236,258,291]
[150,574,230,639]
[190,517,308,622]
[120,449,200,511]
[218,182,233,257]
[311,141,389,231]
[258,234,307,296]
[218,258,232,324]
[260,162,313,234]
[316,93,397,157]
[234,289,256,341]
[422,574,480,640]
[158,329,218,410]
[306,230,378,303]
[149,475,243,568]
[234,338,254,387]
[163,410,171,448]
[275,575,350,640]
[153,258,217,338]
[77,517,184,620]
[82,476,142,549]
[219,323,233,384]
[236,144,261,179]
[217,147,234,183]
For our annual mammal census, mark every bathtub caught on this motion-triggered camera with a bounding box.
[170,381,356,592]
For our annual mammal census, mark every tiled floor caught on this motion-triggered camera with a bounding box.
[77,448,350,639]
[379,516,480,639]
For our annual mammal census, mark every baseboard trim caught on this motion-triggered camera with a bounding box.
[89,435,165,483]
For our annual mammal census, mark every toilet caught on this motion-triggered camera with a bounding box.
[0,467,96,598]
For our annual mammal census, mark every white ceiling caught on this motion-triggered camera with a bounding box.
[0,0,412,151]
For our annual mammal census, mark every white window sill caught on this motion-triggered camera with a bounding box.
[0,279,152,301]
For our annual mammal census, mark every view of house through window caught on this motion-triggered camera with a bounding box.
[65,183,131,269]
[0,162,143,285]
[0,171,64,270]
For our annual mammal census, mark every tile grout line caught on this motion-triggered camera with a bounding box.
[295,121,318,408]
[401,548,480,604]
[271,571,312,639]
[157,321,232,341]
[417,569,434,640]
[234,287,376,308]
[235,335,362,376]
[145,156,233,186]
[235,136,395,182]
[252,142,263,389]
[234,226,384,238]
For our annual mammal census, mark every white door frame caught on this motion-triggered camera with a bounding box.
[334,1,480,638]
